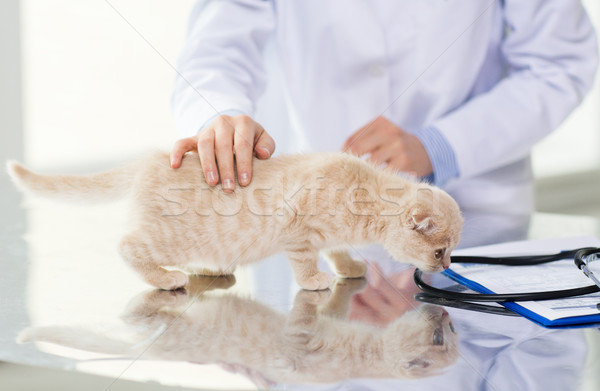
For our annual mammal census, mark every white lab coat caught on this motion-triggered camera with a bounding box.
[172,0,598,214]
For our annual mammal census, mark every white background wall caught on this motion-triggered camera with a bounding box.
[15,0,600,177]
[1,0,23,164]
[21,0,195,170]
[532,0,600,177]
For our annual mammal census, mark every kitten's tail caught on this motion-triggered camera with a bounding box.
[6,159,140,203]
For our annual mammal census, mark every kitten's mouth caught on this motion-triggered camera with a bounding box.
[423,264,446,273]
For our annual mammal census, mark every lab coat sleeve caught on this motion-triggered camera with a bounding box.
[171,0,275,138]
[432,0,598,180]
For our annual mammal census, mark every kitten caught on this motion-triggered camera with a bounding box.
[6,152,462,290]
[17,277,460,383]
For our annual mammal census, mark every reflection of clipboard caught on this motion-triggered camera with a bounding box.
[444,236,600,328]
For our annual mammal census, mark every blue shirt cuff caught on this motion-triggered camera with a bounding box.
[414,126,459,187]
[197,109,246,134]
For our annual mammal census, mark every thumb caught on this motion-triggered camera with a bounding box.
[170,136,199,168]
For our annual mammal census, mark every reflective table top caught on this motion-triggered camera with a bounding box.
[2,175,600,390]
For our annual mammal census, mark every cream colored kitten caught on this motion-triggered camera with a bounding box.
[7,152,462,290]
[18,277,460,382]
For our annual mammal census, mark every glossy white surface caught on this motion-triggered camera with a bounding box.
[1,175,600,390]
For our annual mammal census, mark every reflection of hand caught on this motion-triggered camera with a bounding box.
[342,116,433,177]
[169,114,276,192]
[349,263,420,326]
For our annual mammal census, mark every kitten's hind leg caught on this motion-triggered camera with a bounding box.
[119,233,189,290]
[323,249,367,278]
[285,248,332,290]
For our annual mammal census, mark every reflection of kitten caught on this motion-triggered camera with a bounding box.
[18,277,459,383]
[7,152,462,290]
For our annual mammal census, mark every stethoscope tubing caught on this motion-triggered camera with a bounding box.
[414,247,600,302]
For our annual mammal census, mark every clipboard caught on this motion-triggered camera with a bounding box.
[443,236,600,328]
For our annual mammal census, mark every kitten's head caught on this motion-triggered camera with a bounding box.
[382,187,462,272]
[383,305,460,378]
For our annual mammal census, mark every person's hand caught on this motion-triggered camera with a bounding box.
[170,114,275,193]
[342,116,433,177]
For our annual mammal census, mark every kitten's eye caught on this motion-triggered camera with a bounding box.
[433,328,444,345]
[434,248,445,260]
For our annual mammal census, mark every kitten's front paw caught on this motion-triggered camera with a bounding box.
[299,272,332,291]
[336,259,368,279]
[158,271,189,291]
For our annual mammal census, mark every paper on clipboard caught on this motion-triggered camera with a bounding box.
[447,235,600,324]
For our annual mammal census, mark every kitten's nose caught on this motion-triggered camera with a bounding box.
[443,259,451,270]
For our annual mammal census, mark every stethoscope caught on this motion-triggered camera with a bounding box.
[414,247,600,315]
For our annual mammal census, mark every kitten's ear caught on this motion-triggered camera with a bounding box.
[407,210,436,234]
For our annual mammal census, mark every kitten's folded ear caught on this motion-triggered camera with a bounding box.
[406,209,436,234]
[405,187,439,234]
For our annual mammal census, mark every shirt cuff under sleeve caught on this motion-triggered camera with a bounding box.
[414,126,459,187]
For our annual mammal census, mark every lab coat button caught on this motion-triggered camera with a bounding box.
[368,63,386,77]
